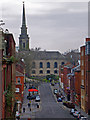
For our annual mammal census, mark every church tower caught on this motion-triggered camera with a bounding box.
[19,2,29,51]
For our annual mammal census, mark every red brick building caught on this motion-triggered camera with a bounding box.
[1,32,16,119]
[74,69,81,106]
[70,74,75,103]
[63,66,71,94]
[85,38,90,114]
[80,45,86,111]
[15,59,25,112]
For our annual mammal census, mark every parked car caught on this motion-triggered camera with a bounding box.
[73,111,80,117]
[66,102,75,108]
[77,115,84,120]
[61,95,65,100]
[80,117,88,120]
[63,101,75,108]
[57,97,62,102]
[35,95,40,102]
[70,108,77,115]
[53,89,58,94]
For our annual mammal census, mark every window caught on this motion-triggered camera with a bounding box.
[15,88,19,93]
[82,79,84,85]
[40,62,43,68]
[39,70,43,74]
[32,70,36,74]
[81,51,84,56]
[47,70,50,74]
[82,60,84,66]
[17,78,20,84]
[61,62,65,65]
[81,70,84,76]
[54,70,58,74]
[47,62,50,68]
[23,43,25,48]
[54,62,58,68]
[32,62,36,68]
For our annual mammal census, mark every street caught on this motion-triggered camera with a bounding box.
[35,83,74,118]
[20,82,75,119]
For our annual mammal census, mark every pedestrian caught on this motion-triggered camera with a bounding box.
[30,107,31,111]
[28,103,31,107]
[23,107,25,113]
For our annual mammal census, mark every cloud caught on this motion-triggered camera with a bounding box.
[0,1,88,53]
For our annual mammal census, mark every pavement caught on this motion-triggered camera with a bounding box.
[20,83,41,119]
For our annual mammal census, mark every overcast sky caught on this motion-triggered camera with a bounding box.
[0,0,89,53]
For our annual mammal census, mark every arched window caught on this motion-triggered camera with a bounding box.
[17,78,20,84]
[32,70,36,74]
[39,70,43,74]
[40,62,43,68]
[47,70,50,74]
[32,62,36,68]
[54,70,58,74]
[54,62,58,68]
[47,62,50,68]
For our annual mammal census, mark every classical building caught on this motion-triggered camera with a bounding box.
[19,2,29,51]
[30,51,65,77]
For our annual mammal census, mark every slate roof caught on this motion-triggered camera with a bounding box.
[31,51,65,60]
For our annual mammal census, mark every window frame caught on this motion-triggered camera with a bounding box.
[40,62,43,68]
[54,62,58,68]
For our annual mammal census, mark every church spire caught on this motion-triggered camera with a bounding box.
[19,2,30,51]
[22,1,26,25]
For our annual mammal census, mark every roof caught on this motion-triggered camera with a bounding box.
[72,65,80,73]
[31,51,65,60]
[16,71,24,76]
